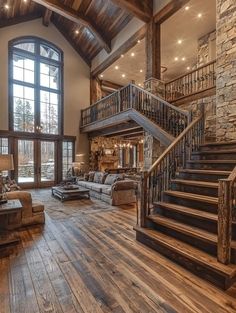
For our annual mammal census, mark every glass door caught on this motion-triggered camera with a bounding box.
[38,140,56,187]
[16,139,57,188]
[17,139,36,187]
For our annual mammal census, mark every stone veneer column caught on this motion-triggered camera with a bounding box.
[143,133,165,170]
[216,0,236,141]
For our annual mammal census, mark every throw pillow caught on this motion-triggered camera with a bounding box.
[93,172,104,184]
[104,174,124,185]
[84,173,89,181]
[88,171,95,182]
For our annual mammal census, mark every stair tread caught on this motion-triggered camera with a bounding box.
[154,201,218,221]
[164,190,218,204]
[171,179,218,188]
[135,226,236,277]
[187,160,236,164]
[148,214,236,249]
[178,169,231,175]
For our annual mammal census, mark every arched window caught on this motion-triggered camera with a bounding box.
[9,37,63,135]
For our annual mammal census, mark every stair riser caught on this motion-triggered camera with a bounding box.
[148,220,236,264]
[171,182,218,197]
[191,153,236,161]
[186,162,235,171]
[200,144,236,151]
[176,172,228,182]
[136,231,235,290]
[163,193,217,213]
[153,207,236,239]
[154,207,217,233]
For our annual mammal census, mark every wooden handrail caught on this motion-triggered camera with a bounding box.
[218,165,236,264]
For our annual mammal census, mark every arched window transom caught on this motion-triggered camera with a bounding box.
[9,37,63,135]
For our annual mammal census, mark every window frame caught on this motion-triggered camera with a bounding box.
[62,140,75,180]
[8,36,64,135]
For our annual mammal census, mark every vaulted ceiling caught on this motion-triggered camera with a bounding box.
[0,0,153,66]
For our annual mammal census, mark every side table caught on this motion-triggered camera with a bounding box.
[0,199,22,258]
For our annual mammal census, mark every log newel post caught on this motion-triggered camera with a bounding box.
[140,171,148,227]
[218,178,232,264]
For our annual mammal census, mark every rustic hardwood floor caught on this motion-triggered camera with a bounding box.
[0,189,236,313]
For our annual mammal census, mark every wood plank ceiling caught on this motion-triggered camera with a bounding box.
[0,0,136,65]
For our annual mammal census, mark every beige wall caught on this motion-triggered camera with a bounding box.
[0,18,90,156]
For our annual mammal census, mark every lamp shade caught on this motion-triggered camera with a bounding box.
[0,154,14,171]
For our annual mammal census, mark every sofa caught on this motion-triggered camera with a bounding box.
[4,191,45,229]
[77,172,138,205]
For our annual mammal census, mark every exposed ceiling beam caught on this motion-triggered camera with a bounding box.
[154,0,190,24]
[52,19,91,66]
[43,8,52,26]
[91,24,147,77]
[101,80,123,90]
[110,0,152,23]
[32,0,111,53]
[0,12,42,28]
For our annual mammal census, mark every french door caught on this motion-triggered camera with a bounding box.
[16,138,57,188]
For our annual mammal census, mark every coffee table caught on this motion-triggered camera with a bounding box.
[52,185,90,202]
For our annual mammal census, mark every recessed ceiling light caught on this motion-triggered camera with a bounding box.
[198,13,202,18]
[137,40,141,44]
[100,74,104,78]
[187,66,190,70]
[115,66,119,70]
[4,4,9,9]
[177,39,182,44]
[174,57,179,61]
[121,54,124,58]
[122,74,126,78]
[140,69,143,73]
[23,0,27,2]
[131,53,135,57]
[185,6,189,11]
[75,29,79,34]
[182,57,186,61]
[138,83,141,86]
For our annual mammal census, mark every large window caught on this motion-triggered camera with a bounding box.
[9,37,63,135]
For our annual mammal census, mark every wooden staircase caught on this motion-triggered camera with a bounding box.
[135,129,236,289]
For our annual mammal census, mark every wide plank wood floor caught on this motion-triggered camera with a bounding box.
[0,189,236,313]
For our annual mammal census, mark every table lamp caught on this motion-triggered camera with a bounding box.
[0,154,14,204]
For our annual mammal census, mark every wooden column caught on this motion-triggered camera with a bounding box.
[218,179,232,264]
[90,75,102,105]
[145,18,161,80]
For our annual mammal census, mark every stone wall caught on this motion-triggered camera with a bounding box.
[179,95,217,142]
[198,30,216,67]
[143,133,165,170]
[216,0,236,141]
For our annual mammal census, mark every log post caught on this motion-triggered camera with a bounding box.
[139,171,148,227]
[90,75,102,105]
[145,19,161,80]
[218,179,232,264]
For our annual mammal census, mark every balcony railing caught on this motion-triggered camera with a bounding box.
[81,84,190,138]
[165,60,216,102]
